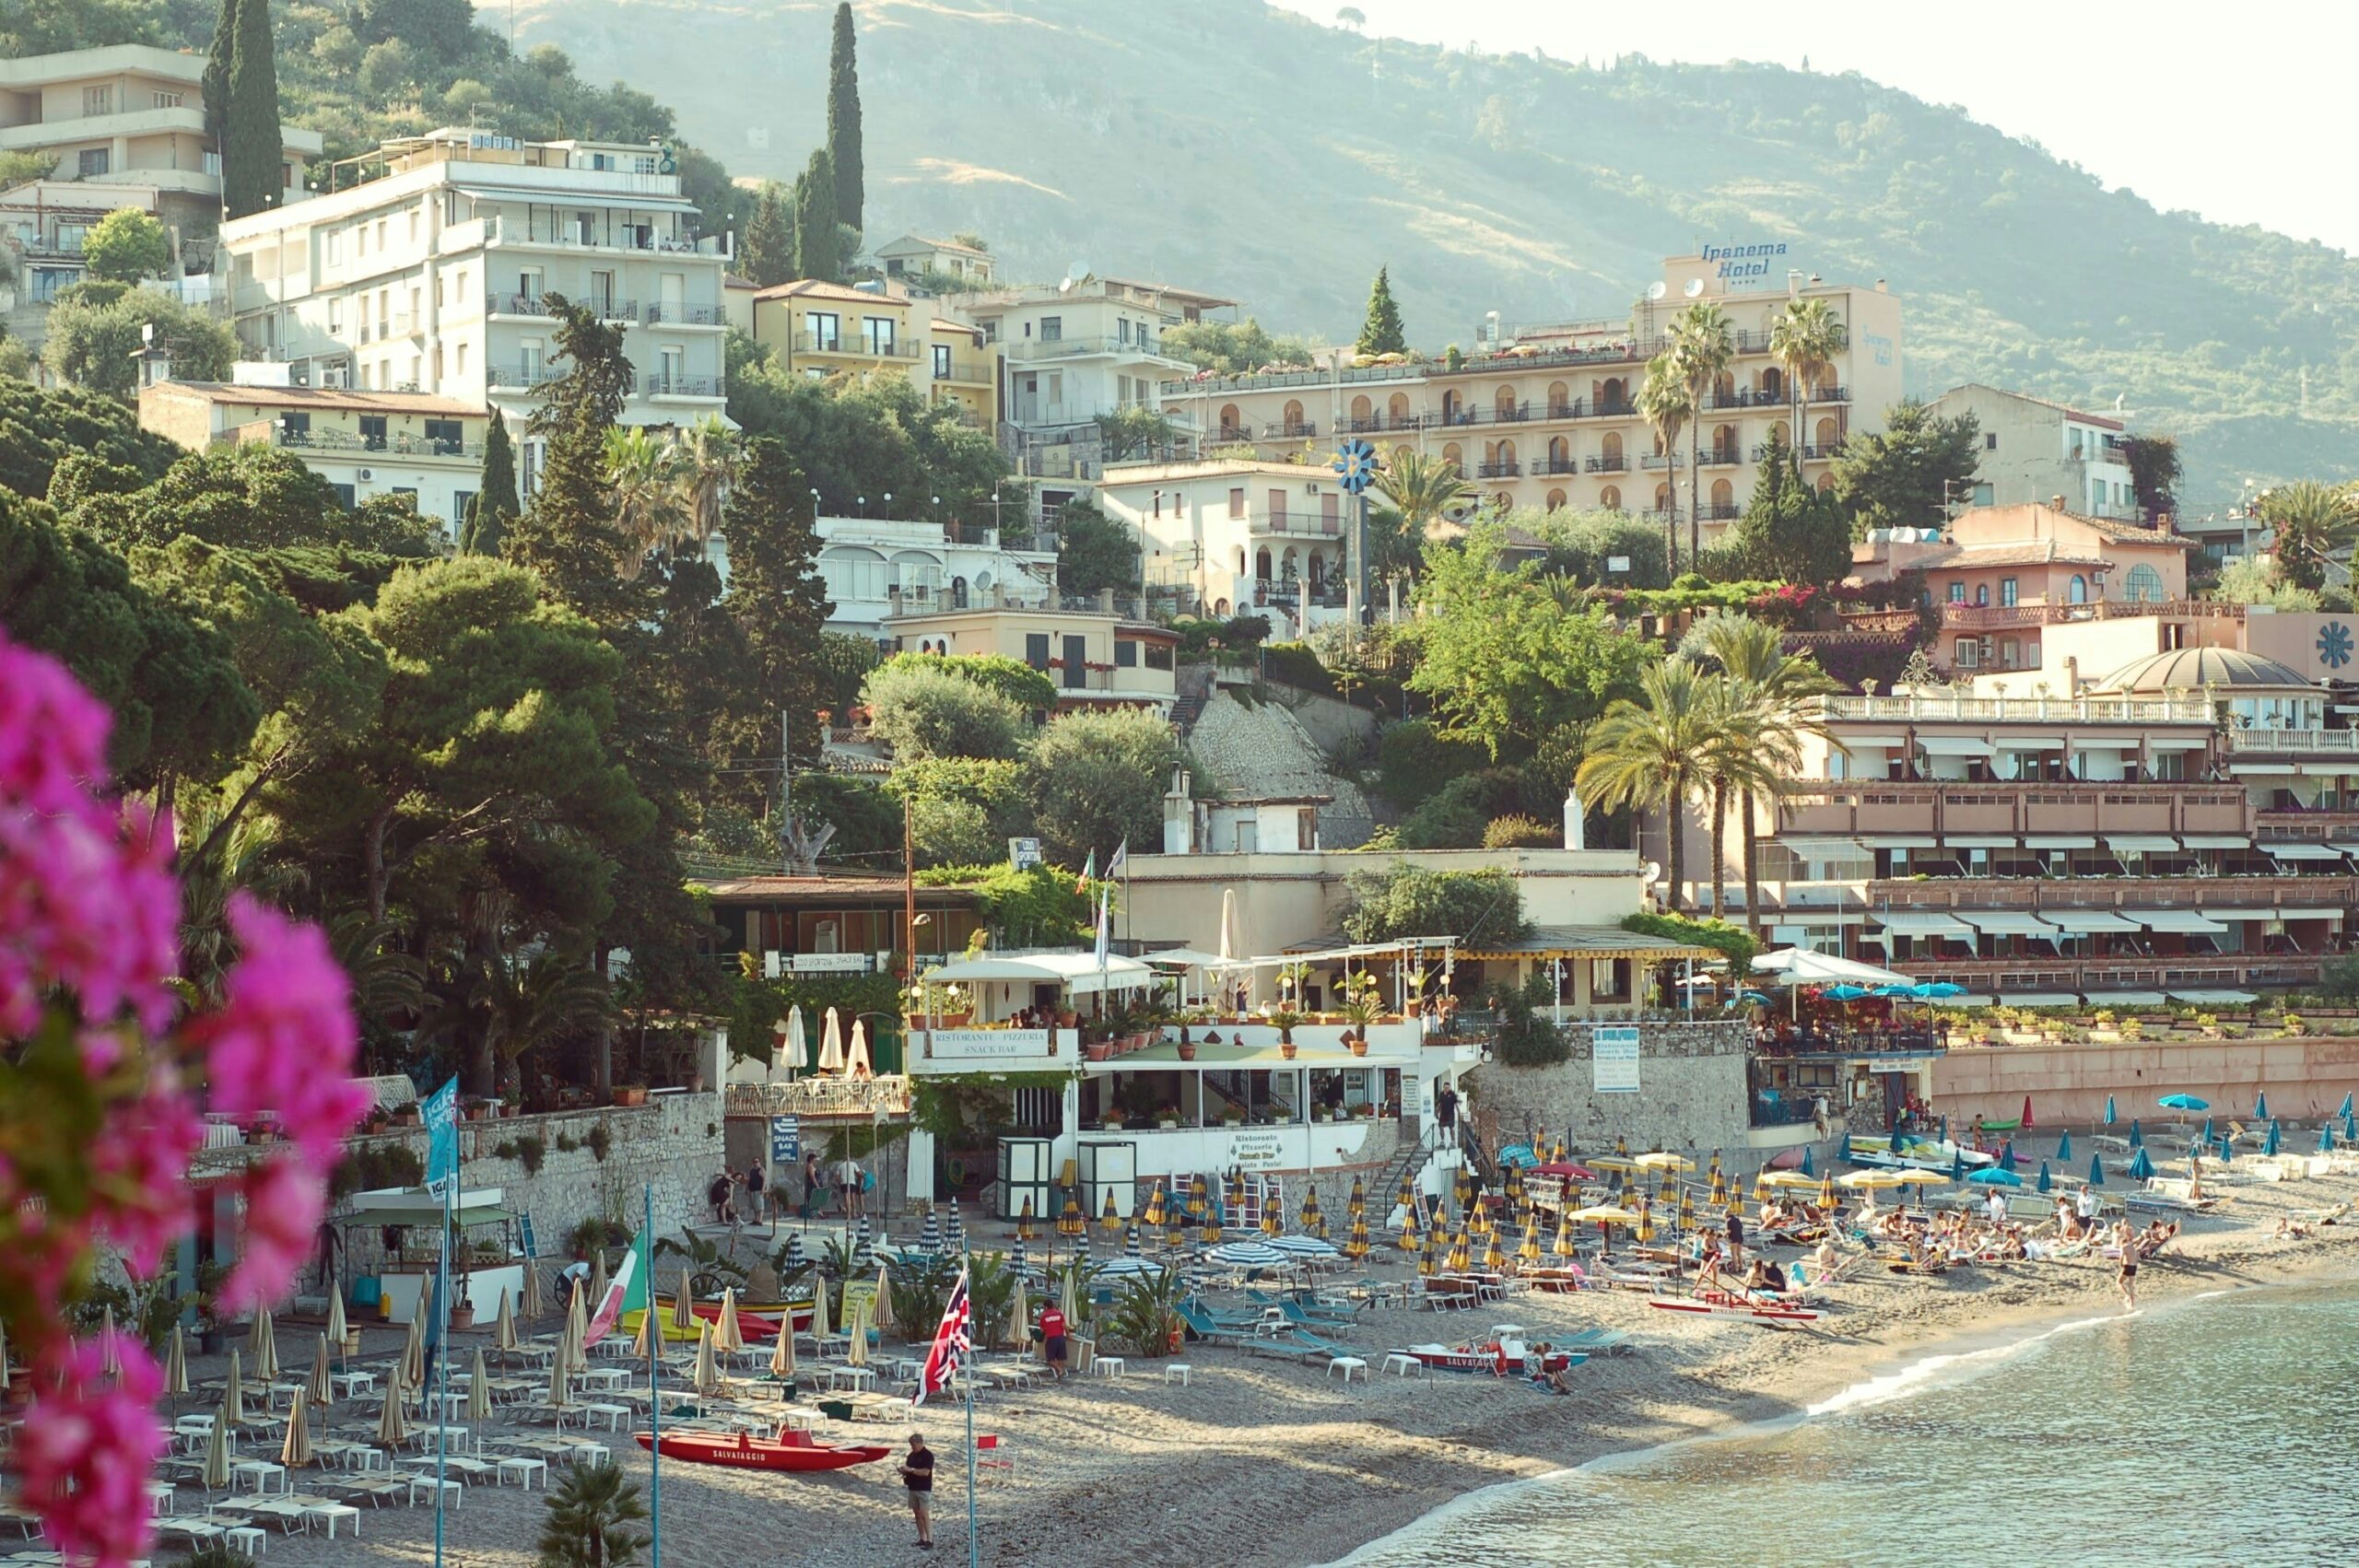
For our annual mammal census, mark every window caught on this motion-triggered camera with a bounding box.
[933,344,951,379]
[451,489,475,527]
[862,316,896,355]
[423,418,464,454]
[1954,638,1979,670]
[2000,577,2018,607]
[1984,432,1998,451]
[1118,317,1132,345]
[330,484,356,509]
[980,318,1000,344]
[807,310,840,350]
[152,90,182,109]
[2069,575,2088,604]
[325,229,341,264]
[77,148,109,178]
[81,86,113,116]
[408,211,419,244]
[358,415,387,450]
[1144,642,1174,672]
[453,342,466,376]
[1039,316,1062,342]
[327,297,344,333]
[279,412,311,437]
[1228,487,1246,520]
[375,219,386,250]
[1115,639,1138,668]
[1268,488,1288,526]
[659,345,683,390]
[2125,562,2165,603]
[1024,633,1050,672]
[1947,581,1966,603]
[1999,637,2020,668]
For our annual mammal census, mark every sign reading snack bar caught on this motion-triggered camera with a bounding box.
[1590,1025,1641,1094]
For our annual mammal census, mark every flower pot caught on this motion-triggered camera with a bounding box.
[938,1011,974,1028]
[613,1086,647,1107]
[1348,1036,1369,1058]
[1176,1041,1198,1062]
[1056,1010,1079,1028]
[1084,1041,1116,1062]
[1279,1039,1298,1060]
[451,1305,476,1331]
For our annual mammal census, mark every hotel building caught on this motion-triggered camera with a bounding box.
[1159,255,1903,544]
[1929,384,2142,523]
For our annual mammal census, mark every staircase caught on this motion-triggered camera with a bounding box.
[1169,690,1208,733]
[1373,1124,1443,1208]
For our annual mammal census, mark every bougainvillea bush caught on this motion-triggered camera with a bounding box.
[0,631,368,1565]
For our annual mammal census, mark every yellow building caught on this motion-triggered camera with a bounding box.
[927,315,1000,429]
[886,597,1177,714]
[139,379,492,532]
[750,278,921,380]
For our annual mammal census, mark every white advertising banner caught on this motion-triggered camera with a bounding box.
[927,1028,1053,1062]
[1590,1025,1641,1094]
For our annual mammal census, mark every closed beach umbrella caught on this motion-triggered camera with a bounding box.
[2129,1119,2144,1152]
[716,1287,745,1355]
[1398,1198,1420,1253]
[326,1283,346,1353]
[1999,1141,2016,1173]
[309,1331,333,1409]
[2021,1095,2036,1130]
[819,1008,846,1074]
[1454,1165,1473,1213]
[1124,1224,1144,1258]
[1299,1187,1324,1238]
[847,1018,872,1079]
[2217,1136,2235,1166]
[2265,1120,2283,1157]
[673,1268,694,1331]
[1447,1227,1472,1273]
[1101,1189,1123,1235]
[783,1005,808,1075]
[202,1404,232,1490]
[2322,1124,2338,1154]
[400,1310,425,1392]
[1815,1176,1837,1211]
[1058,1190,1086,1238]
[1681,1189,1699,1230]
[1553,1211,1578,1259]
[809,1278,831,1343]
[769,1309,797,1381]
[1614,1133,1629,1159]
[224,1348,246,1427]
[2088,1152,2107,1188]
[1950,1150,1966,1183]
[566,1283,590,1378]
[1348,1175,1367,1220]
[1016,1196,1039,1241]
[279,1387,312,1469]
[2105,1094,2118,1127]
[2345,1110,2357,1144]
[1347,1211,1371,1260]
[496,1288,519,1356]
[2036,1161,2052,1194]
[2128,1149,2155,1180]
[691,1320,722,1397]
[872,1261,896,1334]
[1059,1265,1079,1328]
[846,1302,869,1368]
[630,1303,652,1360]
[163,1326,189,1398]
[100,1305,118,1377]
[522,1254,546,1318]
[2254,1090,2269,1120]
[1142,1184,1166,1230]
[588,1250,610,1316]
[375,1372,408,1448]
[2056,1129,2073,1162]
[1634,1199,1655,1244]
[1518,1214,1542,1265]
[1799,1147,1815,1178]
[545,1335,572,1410]
[921,1209,944,1251]
[1483,1228,1507,1272]
[946,1200,966,1250]
[2201,1115,2215,1144]
[1754,1169,1773,1202]
[466,1347,491,1424]
[2341,1090,2355,1121]
[251,1308,277,1383]
[1008,1277,1031,1353]
[1414,1227,1436,1277]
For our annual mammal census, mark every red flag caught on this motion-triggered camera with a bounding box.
[914,1268,972,1406]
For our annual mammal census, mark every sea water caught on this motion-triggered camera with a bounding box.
[1334,1280,2359,1568]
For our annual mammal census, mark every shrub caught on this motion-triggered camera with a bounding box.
[1019,707,1181,868]
[860,659,1027,761]
[910,794,998,869]
[584,1122,612,1163]
[882,650,1057,712]
[1482,813,1558,849]
[1489,973,1568,1067]
[1620,911,1758,973]
[1341,864,1531,947]
[1376,718,1487,806]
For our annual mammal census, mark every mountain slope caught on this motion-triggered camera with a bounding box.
[516,0,2355,507]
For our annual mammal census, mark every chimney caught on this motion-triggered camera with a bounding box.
[1163,767,1194,856]
[1564,787,1588,851]
[2049,496,2067,511]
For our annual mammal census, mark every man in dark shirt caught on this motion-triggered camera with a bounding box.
[745,1161,769,1235]
[899,1432,935,1549]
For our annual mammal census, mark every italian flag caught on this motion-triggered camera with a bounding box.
[583,1244,643,1349]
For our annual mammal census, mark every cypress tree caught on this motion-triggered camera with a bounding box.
[721,437,834,764]
[223,0,284,220]
[826,2,863,233]
[741,181,796,288]
[505,296,640,626]
[1356,266,1405,357]
[793,150,840,286]
[462,417,520,554]
[201,0,236,153]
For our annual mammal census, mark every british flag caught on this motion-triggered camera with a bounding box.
[914,1268,972,1406]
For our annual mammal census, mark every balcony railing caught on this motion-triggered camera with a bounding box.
[2232,728,2359,753]
[1531,458,1579,476]
[1475,460,1520,478]
[1937,598,2242,632]
[1639,453,1683,471]
[1866,873,2356,912]
[645,302,723,326]
[724,1075,912,1120]
[1820,694,2215,724]
[1701,502,1742,521]
[1699,447,1742,467]
[1585,455,1628,474]
[590,298,639,322]
[1710,389,1789,410]
[486,363,565,390]
[1005,334,1170,362]
[271,427,482,460]
[1263,510,1342,536]
[795,331,920,359]
[932,363,995,384]
[1775,778,2249,841]
[646,373,724,398]
[1808,385,1850,404]
[487,291,554,317]
[1262,420,1318,439]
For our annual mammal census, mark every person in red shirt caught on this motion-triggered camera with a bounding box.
[1039,1303,1068,1379]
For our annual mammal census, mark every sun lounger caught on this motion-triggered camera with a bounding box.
[1559,1328,1631,1356]
[1175,1301,1250,1346]
[1250,1328,1359,1363]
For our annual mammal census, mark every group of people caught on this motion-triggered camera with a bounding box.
[704,1151,869,1230]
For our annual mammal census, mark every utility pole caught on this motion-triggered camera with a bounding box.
[780,708,792,874]
[902,795,917,986]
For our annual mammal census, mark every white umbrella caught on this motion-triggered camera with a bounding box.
[279,1387,312,1469]
[716,1288,745,1356]
[0,1316,10,1392]
[308,1332,333,1409]
[768,1312,797,1382]
[1009,1276,1031,1354]
[1218,887,1239,963]
[325,1281,347,1352]
[163,1326,188,1398]
[844,1301,868,1368]
[782,1006,808,1078]
[466,1347,491,1424]
[847,1019,873,1080]
[1264,1235,1341,1258]
[100,1305,119,1377]
[808,1279,831,1343]
[223,1349,246,1427]
[495,1288,519,1356]
[399,1311,425,1392]
[691,1320,722,1397]
[521,1256,546,1319]
[251,1308,277,1383]
[1749,949,1913,987]
[565,1284,590,1380]
[546,1338,572,1411]
[819,1007,846,1074]
[375,1371,408,1448]
[202,1404,232,1490]
[869,1262,895,1334]
[587,1250,610,1318]
[1206,1241,1289,1269]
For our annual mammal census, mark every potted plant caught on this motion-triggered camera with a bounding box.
[1340,974,1384,1053]
[1176,1036,1198,1062]
[450,1286,475,1332]
[613,1082,649,1107]
[1269,1006,1306,1059]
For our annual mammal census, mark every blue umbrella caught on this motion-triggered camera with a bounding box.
[1950,1149,1966,1182]
[1741,990,1774,1006]
[2254,1090,2269,1120]
[2086,1153,2106,1188]
[2159,1094,2209,1112]
[1998,1140,2017,1173]
[2104,1094,2118,1127]
[1939,1115,1950,1146]
[2036,1160,2053,1194]
[2129,1119,2144,1151]
[1871,985,1915,998]
[1966,1167,2022,1187]
[2216,1136,2234,1165]
[2129,1148,2155,1180]
[2345,1111,2357,1144]
[1825,984,1870,1000]
[2341,1092,2354,1121]
[1800,1147,1816,1177]
[1915,982,1966,999]
[2263,1119,2282,1157]
[2055,1129,2073,1161]
[2200,1116,2215,1144]
[2321,1124,2338,1154]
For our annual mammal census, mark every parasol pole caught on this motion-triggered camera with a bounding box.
[645,1182,662,1563]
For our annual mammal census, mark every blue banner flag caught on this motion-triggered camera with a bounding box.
[423,1076,460,1189]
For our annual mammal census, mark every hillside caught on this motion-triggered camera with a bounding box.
[507,0,2357,509]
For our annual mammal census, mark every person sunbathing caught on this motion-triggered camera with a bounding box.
[2275,1216,2314,1240]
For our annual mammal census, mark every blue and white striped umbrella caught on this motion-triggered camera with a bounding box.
[1011,1240,1027,1275]
[785,1231,805,1268]
[852,1215,874,1270]
[945,1201,965,1251]
[1124,1224,1143,1258]
[919,1211,942,1253]
[1263,1235,1341,1259]
[1092,1256,1167,1280]
[1206,1241,1289,1269]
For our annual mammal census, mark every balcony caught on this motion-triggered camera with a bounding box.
[485,363,565,391]
[1531,458,1579,477]
[1639,452,1683,471]
[1807,385,1850,404]
[1885,954,2324,994]
[1475,460,1520,478]
[1864,873,2354,913]
[1938,598,2241,633]
[1776,779,2248,840]
[487,291,555,318]
[1699,447,1742,467]
[724,1075,912,1121]
[1434,402,1532,428]
[590,297,638,322]
[1262,420,1318,439]
[476,212,719,254]
[1821,694,2215,724]
[645,302,723,326]
[2233,729,2359,754]
[1262,510,1343,537]
[794,330,919,359]
[268,427,482,461]
[1004,334,1174,363]
[1701,502,1742,521]
[932,363,996,384]
[644,373,723,398]
[1585,455,1628,474]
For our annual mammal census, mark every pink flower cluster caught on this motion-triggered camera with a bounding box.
[0,634,369,1566]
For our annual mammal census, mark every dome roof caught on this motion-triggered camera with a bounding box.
[2096,647,2313,694]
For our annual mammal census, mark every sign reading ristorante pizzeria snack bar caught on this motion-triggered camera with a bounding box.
[926,1028,1053,1061]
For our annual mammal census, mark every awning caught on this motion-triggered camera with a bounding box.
[1916,736,1996,757]
[2179,835,2252,850]
[2169,989,2259,1005]
[2024,836,2096,849]
[1944,836,2020,849]
[1777,835,1867,852]
[2264,843,2347,861]
[2229,763,2299,778]
[1874,912,1975,938]
[2200,908,2281,923]
[2000,992,2082,1008]
[2104,835,2180,854]
[925,951,1156,996]
[1951,994,1995,1008]
[2143,738,2207,752]
[1837,734,1906,749]
[1961,912,2060,936]
[2276,907,2347,920]
[1993,735,2067,751]
[2138,911,2230,934]
[1859,836,1938,849]
[2068,739,2132,754]
[2036,910,2143,934]
[2084,990,2166,1007]
[2330,841,2359,856]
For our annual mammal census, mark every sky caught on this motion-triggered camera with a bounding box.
[1279,1,2358,255]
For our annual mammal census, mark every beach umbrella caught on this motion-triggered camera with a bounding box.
[847,1018,873,1079]
[466,1346,490,1425]
[819,1007,846,1074]
[1682,1188,1701,1230]
[2036,1161,2052,1195]
[784,1231,806,1270]
[1346,1210,1371,1261]
[872,1262,896,1334]
[1141,1183,1166,1230]
[308,1331,333,1409]
[1939,1115,1949,1145]
[2346,1111,2357,1144]
[1060,1264,1079,1328]
[2128,1149,2155,1180]
[921,1208,945,1251]
[1998,1141,2017,1173]
[2021,1095,2036,1130]
[2129,1119,2144,1152]
[251,1308,278,1383]
[1824,983,1869,1000]
[630,1303,651,1361]
[808,1278,831,1344]
[1838,1171,1908,1190]
[1261,1188,1288,1239]
[1009,1275,1031,1353]
[495,1287,519,1358]
[2088,1152,2107,1188]
[2320,1124,2338,1154]
[399,1309,425,1392]
[1657,1164,1676,1204]
[672,1267,694,1332]
[769,1308,797,1381]
[1754,1168,1774,1202]
[1347,1175,1367,1221]
[1950,1150,1966,1183]
[1551,1211,1578,1259]
[853,1215,875,1272]
[202,1403,232,1490]
[691,1320,722,1397]
[2341,1091,2355,1121]
[1299,1188,1327,1239]
[1058,1190,1086,1238]
[2215,1136,2235,1166]
[588,1249,610,1316]
[1398,1197,1420,1253]
[1015,1194,1040,1242]
[1101,1189,1123,1235]
[2056,1129,2073,1162]
[1799,1147,1815,1178]
[2264,1119,2283,1157]
[2255,1090,2270,1121]
[224,1348,246,1427]
[782,1005,807,1075]
[1966,1168,2022,1188]
[846,1302,870,1369]
[566,1282,590,1380]
[2161,1094,2209,1113]
[1635,1199,1655,1243]
[99,1305,119,1378]
[326,1281,346,1354]
[1446,1227,1472,1273]
[1414,1227,1437,1278]
[1164,1198,1186,1251]
[1708,1165,1728,1208]
[279,1386,312,1469]
[1815,1175,1837,1211]
[1453,1165,1473,1214]
[522,1255,546,1318]
[1614,1133,1629,1159]
[159,1325,188,1398]
[717,1287,745,1356]
[2201,1116,2215,1144]
[1124,1224,1144,1258]
[2105,1095,2118,1127]
[375,1372,408,1448]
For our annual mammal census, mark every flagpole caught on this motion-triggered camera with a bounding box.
[645,1181,661,1564]
[433,1153,452,1564]
[963,1241,979,1568]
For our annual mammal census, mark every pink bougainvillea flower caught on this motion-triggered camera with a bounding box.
[217,1155,328,1316]
[13,1331,165,1566]
[189,893,370,1166]
[88,1090,207,1278]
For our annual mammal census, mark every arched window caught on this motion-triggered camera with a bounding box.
[1815,473,1836,496]
[1547,436,1569,470]
[1255,548,1273,581]
[1235,546,1247,576]
[1761,367,1784,401]
[1601,377,1626,409]
[1282,398,1306,433]
[1813,416,1838,451]
[1442,442,1463,469]
[1975,584,1989,606]
[951,575,968,607]
[1214,597,1230,614]
[1309,555,1324,591]
[1709,477,1734,514]
[1495,386,1519,419]
[1600,485,1622,511]
[2069,575,2089,604]
[1768,419,1790,448]
[2125,563,2165,603]
[1547,380,1570,416]
[1497,439,1516,469]
[1349,393,1373,427]
[1602,431,1624,466]
[1441,390,1462,424]
[1714,371,1735,403]
[1388,392,1411,427]
[1655,483,1674,513]
[1219,403,1241,437]
[819,545,888,602]
[1546,488,1567,512]
[1712,424,1736,462]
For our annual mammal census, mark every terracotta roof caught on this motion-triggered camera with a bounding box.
[147,381,486,417]
[750,278,904,306]
[724,273,758,290]
[880,233,988,258]
[2075,513,2193,547]
[694,874,980,902]
[1901,543,2108,570]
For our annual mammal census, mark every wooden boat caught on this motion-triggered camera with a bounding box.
[634,1428,891,1472]
[1402,1342,1588,1375]
[624,1297,815,1344]
[1647,1291,1820,1325]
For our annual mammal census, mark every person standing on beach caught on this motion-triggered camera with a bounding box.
[899,1433,935,1549]
[2117,1243,2139,1310]
[745,1161,770,1235]
[1039,1301,1068,1379]
[2075,1183,2099,1234]
[1724,1207,1745,1265]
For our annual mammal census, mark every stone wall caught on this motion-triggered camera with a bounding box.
[1933,1036,2359,1127]
[1468,1022,1753,1157]
[333,1092,726,1275]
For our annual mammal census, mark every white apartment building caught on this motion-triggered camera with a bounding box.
[705,514,1057,641]
[1930,383,2142,524]
[218,128,731,491]
[1163,255,1903,547]
[946,275,1237,490]
[1093,459,1367,638]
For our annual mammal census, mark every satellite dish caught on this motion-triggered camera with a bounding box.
[1643,860,1662,884]
[1645,281,1667,301]
[1684,277,1705,298]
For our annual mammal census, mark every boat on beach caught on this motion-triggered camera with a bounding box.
[634,1428,892,1472]
[1846,1135,1994,1173]
[1647,1292,1821,1326]
[623,1296,814,1343]
[1402,1341,1588,1375]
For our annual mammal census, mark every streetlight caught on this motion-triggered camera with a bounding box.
[883,491,893,519]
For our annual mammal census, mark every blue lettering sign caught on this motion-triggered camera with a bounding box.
[769,1115,801,1163]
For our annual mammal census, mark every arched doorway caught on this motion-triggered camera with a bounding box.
[1219,403,1241,438]
[1761,367,1784,402]
[1710,477,1734,517]
[1601,431,1624,469]
[1654,483,1674,513]
[1495,385,1519,421]
[1282,398,1306,434]
[1813,416,1838,453]
[1601,376,1627,411]
[1712,424,1737,462]
[1547,435,1570,473]
[1545,488,1567,511]
[1349,393,1373,429]
[1600,485,1622,511]
[1255,547,1272,581]
[1388,392,1412,428]
[1440,390,1462,424]
[1546,380,1570,417]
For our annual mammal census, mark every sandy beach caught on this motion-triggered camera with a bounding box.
[125,1159,2359,1568]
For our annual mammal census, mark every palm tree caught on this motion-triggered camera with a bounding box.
[673,415,743,555]
[1577,660,1716,913]
[2258,481,2359,591]
[1369,449,1476,589]
[473,943,613,1105]
[1691,614,1837,932]
[1766,298,1847,474]
[1672,301,1733,568]
[1693,675,1762,919]
[1636,355,1692,572]
[536,1460,651,1567]
[602,426,689,579]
